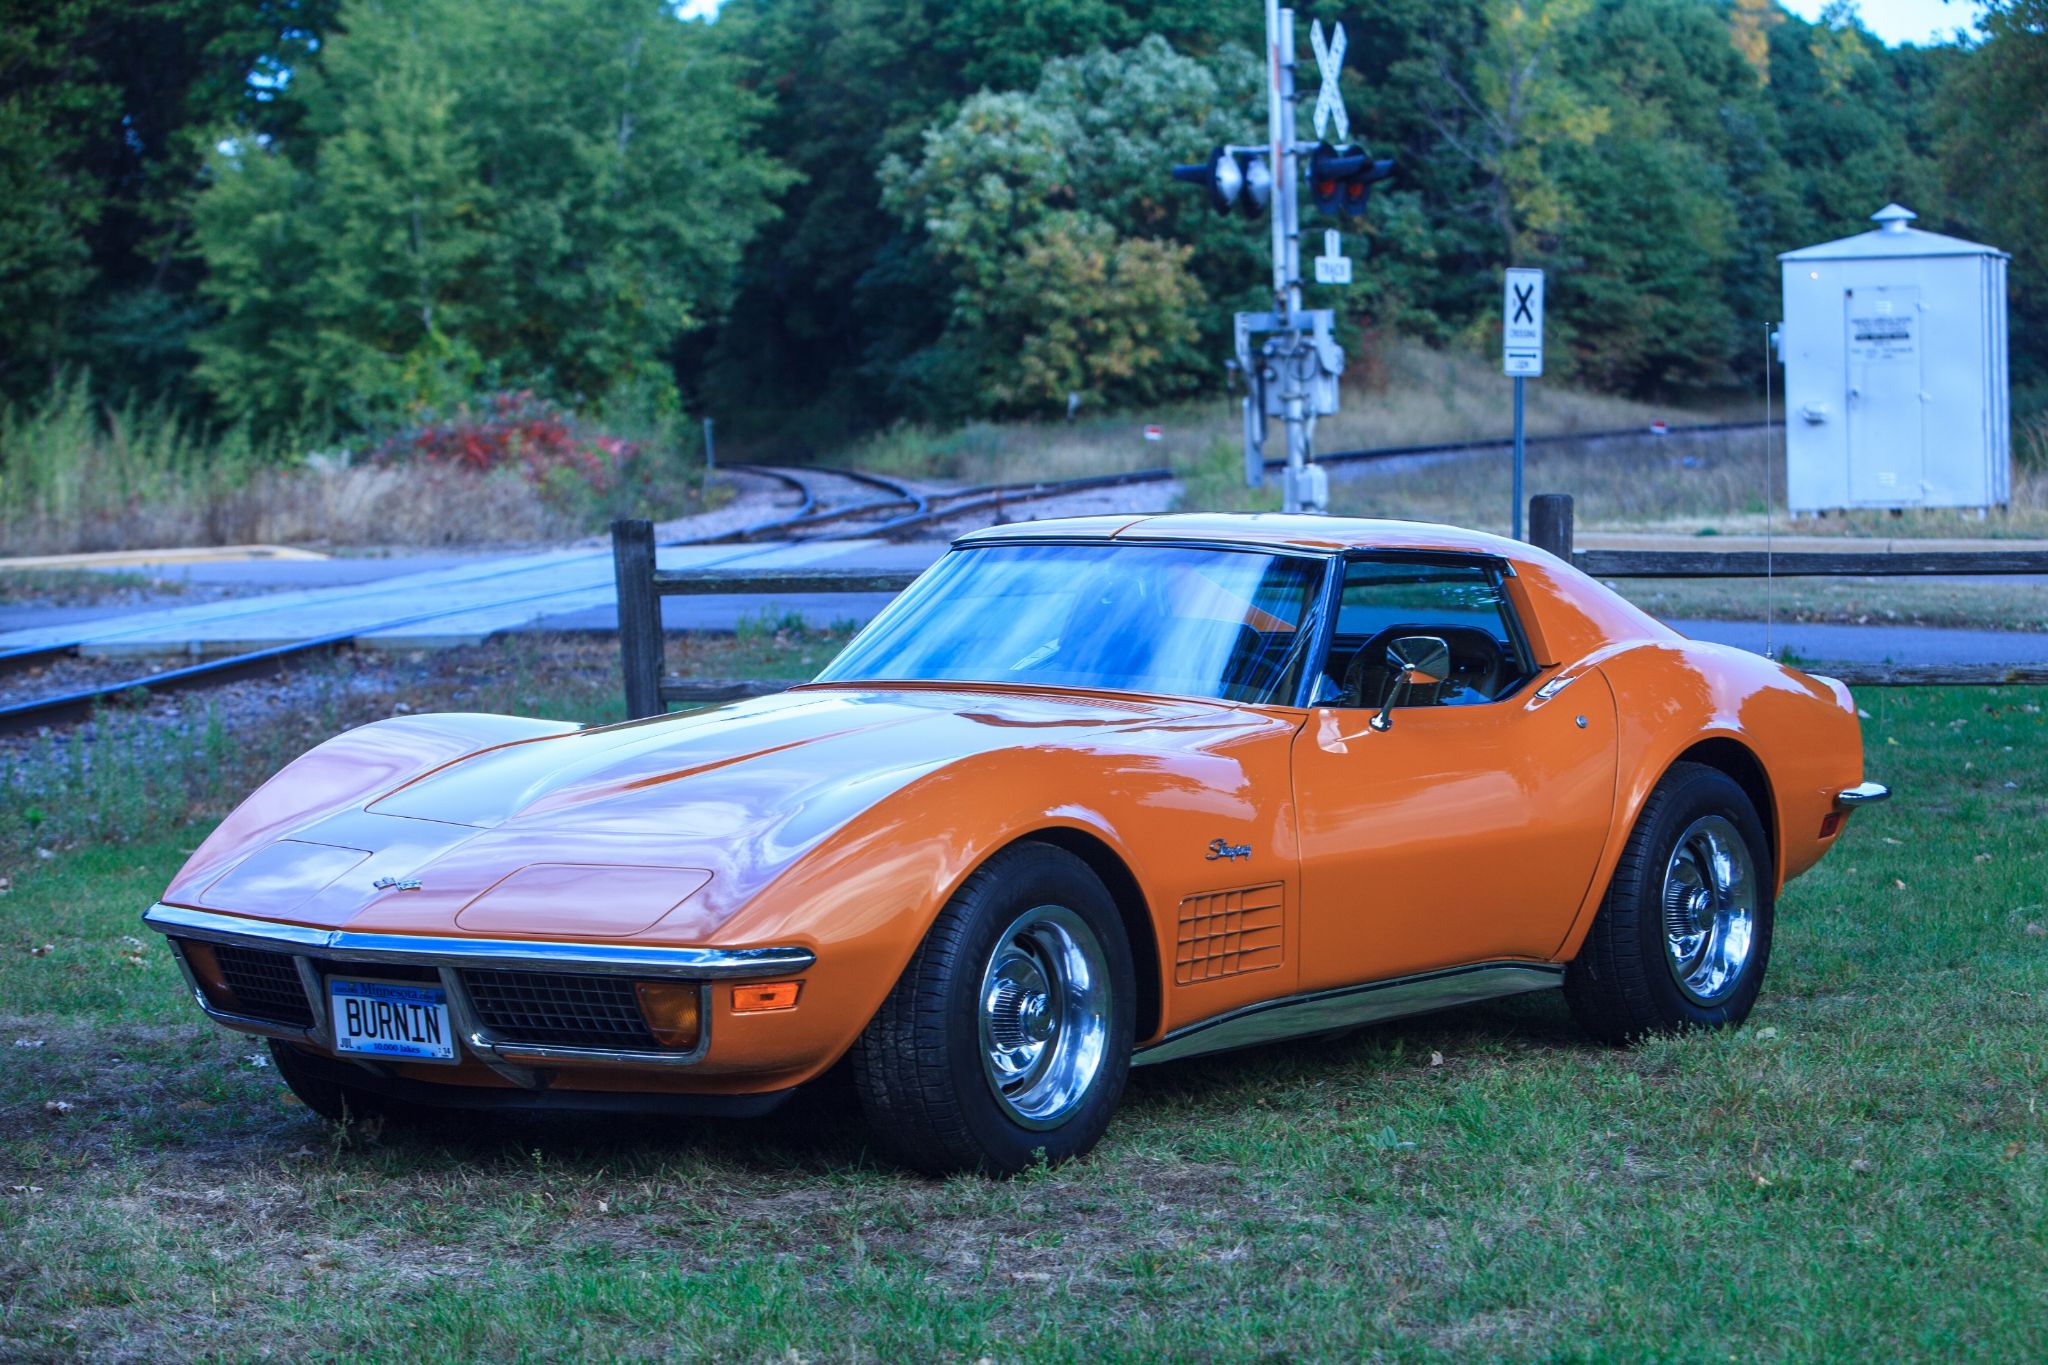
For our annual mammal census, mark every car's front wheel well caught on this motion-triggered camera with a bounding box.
[1672,737,1776,879]
[1016,829,1161,1044]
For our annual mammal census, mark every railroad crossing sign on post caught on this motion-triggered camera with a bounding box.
[1169,5,1393,514]
[1503,267,1545,539]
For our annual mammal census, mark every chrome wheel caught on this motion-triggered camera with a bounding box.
[977,904,1112,1130]
[1661,814,1758,1005]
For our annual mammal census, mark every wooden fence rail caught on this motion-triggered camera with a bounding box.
[613,502,2047,716]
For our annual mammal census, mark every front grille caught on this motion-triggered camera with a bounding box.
[460,969,658,1050]
[210,943,315,1026]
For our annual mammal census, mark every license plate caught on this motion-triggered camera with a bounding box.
[330,978,457,1063]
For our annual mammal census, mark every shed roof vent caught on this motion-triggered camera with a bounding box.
[1872,203,1917,234]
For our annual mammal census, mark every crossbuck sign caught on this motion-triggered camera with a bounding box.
[1310,19,1348,143]
[1503,267,1545,377]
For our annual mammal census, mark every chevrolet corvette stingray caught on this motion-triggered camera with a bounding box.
[145,514,1885,1173]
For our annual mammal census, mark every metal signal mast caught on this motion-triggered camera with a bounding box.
[1171,2,1392,513]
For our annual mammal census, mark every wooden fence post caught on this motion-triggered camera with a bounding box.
[612,518,663,719]
[1529,494,1574,563]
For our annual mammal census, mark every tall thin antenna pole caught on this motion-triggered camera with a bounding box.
[1764,324,1776,661]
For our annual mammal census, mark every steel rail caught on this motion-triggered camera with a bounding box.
[710,464,929,543]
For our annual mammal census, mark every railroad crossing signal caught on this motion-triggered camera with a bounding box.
[1164,4,1396,514]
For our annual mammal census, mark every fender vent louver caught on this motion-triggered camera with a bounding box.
[1175,883,1284,985]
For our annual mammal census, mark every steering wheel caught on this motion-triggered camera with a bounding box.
[1340,625,1506,709]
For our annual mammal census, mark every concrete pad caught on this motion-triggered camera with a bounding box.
[0,544,328,570]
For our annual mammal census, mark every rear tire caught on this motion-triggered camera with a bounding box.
[851,843,1135,1175]
[1565,762,1774,1044]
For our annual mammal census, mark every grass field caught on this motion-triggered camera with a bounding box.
[1611,575,2048,635]
[3,644,2045,1360]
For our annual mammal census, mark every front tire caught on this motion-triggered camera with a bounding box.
[1565,762,1774,1044]
[268,1040,427,1133]
[852,843,1135,1175]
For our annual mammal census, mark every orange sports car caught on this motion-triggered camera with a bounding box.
[145,514,1886,1173]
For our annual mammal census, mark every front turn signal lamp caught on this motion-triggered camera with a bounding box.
[731,981,802,1014]
[633,981,703,1049]
[179,940,242,1012]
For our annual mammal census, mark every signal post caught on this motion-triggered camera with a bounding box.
[1172,3,1391,513]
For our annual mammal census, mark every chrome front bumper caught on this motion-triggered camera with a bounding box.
[143,902,814,1085]
[1835,782,1891,809]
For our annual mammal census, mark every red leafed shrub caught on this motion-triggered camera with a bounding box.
[375,392,638,493]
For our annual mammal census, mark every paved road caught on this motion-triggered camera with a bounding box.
[1665,618,2048,667]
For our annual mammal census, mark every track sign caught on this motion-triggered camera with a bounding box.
[1503,267,1544,377]
[1314,229,1352,285]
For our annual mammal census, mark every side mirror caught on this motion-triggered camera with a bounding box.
[1369,635,1451,731]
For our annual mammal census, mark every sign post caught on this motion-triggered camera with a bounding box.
[1502,267,1545,540]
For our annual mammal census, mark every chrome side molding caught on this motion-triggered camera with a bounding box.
[1835,782,1890,809]
[1133,962,1565,1067]
[142,903,815,978]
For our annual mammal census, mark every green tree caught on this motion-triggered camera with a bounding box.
[699,0,1253,436]
[191,0,790,433]
[881,37,1257,416]
[0,0,336,403]
[1411,0,1611,265]
[1943,0,2048,394]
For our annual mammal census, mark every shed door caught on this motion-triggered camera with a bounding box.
[1845,285,1922,505]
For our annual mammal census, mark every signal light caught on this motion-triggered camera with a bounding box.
[1309,146,1395,219]
[177,940,239,1012]
[731,981,802,1013]
[1172,146,1241,214]
[1238,155,1271,219]
[634,981,703,1048]
[1171,148,1270,219]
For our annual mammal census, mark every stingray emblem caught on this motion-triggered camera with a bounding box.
[372,875,423,892]
[1204,839,1252,862]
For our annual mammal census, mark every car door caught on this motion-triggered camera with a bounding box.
[1289,554,1617,991]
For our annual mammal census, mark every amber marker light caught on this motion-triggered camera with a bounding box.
[731,981,802,1014]
[633,981,703,1048]
[178,940,240,1011]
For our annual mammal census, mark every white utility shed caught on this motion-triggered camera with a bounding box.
[1778,204,2009,513]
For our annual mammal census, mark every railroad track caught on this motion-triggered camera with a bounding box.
[0,420,1769,732]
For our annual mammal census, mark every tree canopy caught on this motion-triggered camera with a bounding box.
[0,0,2039,440]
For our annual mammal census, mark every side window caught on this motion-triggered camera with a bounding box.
[1318,557,1531,709]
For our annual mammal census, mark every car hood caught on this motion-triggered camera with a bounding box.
[169,685,1259,941]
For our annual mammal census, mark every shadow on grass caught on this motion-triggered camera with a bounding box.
[199,990,1593,1177]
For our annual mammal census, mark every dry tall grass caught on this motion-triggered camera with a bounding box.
[838,338,2046,539]
[835,340,1744,487]
[1323,427,2048,537]
[0,377,706,554]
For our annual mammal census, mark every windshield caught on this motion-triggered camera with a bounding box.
[815,542,1326,704]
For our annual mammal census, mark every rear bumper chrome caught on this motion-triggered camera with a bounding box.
[1835,782,1891,809]
[143,902,814,1081]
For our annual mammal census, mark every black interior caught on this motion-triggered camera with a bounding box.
[1333,624,1518,709]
